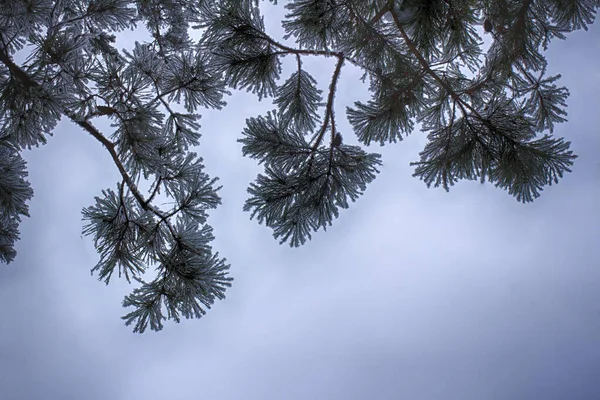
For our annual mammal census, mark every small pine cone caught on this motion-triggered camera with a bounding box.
[484,18,493,33]
[332,132,342,147]
[97,105,116,115]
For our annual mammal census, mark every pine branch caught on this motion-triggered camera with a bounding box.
[389,6,479,118]
[369,3,390,24]
[306,54,344,173]
[513,0,535,45]
[1,0,591,328]
[240,26,348,170]
[145,177,162,206]
[0,45,179,236]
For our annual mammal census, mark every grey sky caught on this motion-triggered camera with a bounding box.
[1,5,599,400]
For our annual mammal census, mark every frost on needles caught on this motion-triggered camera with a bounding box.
[0,0,597,332]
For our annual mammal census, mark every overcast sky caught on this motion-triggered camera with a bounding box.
[1,4,600,400]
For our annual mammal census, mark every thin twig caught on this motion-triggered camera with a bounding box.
[305,55,344,173]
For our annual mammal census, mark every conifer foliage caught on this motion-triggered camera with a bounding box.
[0,0,597,332]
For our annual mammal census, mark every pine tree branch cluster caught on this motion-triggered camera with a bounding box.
[0,0,597,332]
[0,0,232,333]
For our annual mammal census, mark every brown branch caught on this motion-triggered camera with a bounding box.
[313,56,344,151]
[0,49,142,203]
[369,4,390,24]
[489,25,538,90]
[264,39,343,59]
[0,47,182,238]
[145,177,162,207]
[0,50,36,89]
[389,6,484,122]
[513,0,534,42]
[305,55,344,173]
[387,5,510,162]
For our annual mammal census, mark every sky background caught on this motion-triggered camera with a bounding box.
[1,4,600,400]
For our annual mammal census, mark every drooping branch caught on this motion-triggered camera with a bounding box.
[389,6,487,123]
[0,46,181,234]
